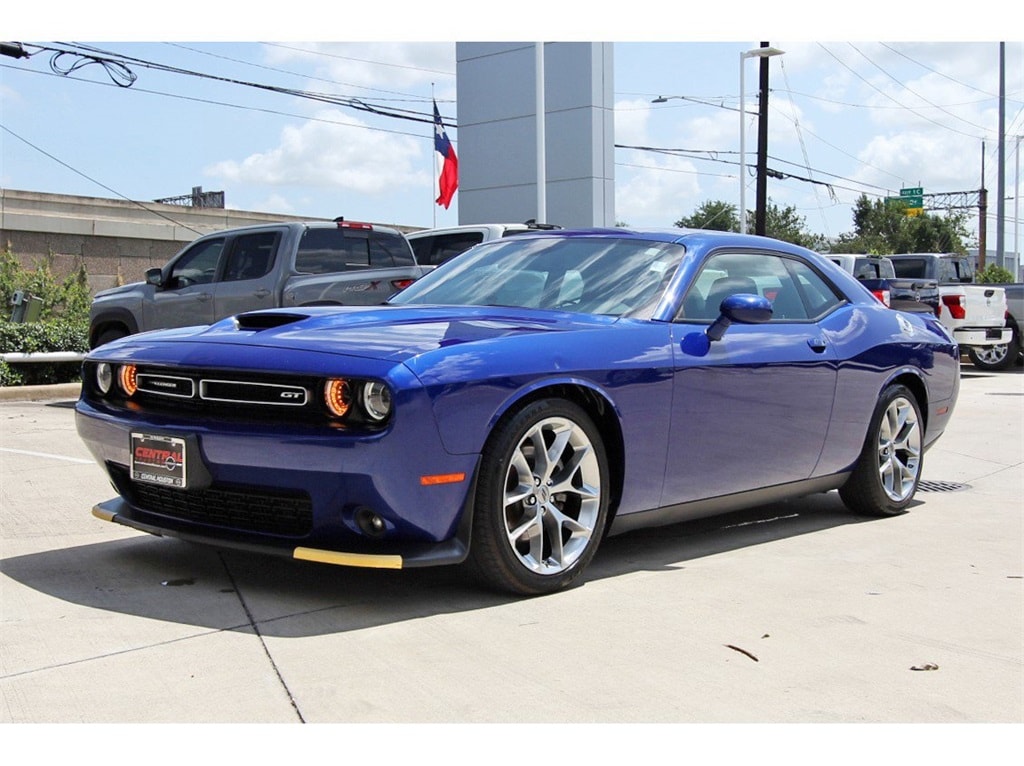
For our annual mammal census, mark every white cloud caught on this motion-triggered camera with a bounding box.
[615,155,705,227]
[614,98,654,145]
[205,109,428,195]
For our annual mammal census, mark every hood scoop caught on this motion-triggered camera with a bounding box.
[235,311,311,331]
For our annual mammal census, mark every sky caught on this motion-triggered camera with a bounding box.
[2,3,1022,256]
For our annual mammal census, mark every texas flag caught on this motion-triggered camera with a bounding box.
[433,100,458,209]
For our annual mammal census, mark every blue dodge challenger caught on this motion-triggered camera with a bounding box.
[76,229,960,595]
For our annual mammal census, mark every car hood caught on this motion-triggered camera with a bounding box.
[120,305,619,364]
[92,281,145,300]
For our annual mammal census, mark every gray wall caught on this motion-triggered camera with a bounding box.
[455,42,615,227]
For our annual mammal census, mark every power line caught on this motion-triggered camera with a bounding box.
[260,42,455,78]
[847,43,991,134]
[0,123,205,236]
[21,42,454,126]
[166,42,449,105]
[1,61,435,142]
[816,43,985,140]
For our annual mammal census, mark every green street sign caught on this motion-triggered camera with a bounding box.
[900,186,923,197]
[887,194,924,215]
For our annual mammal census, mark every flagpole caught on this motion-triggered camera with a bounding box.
[535,43,546,223]
[431,83,437,228]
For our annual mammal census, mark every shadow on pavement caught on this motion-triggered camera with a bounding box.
[2,490,887,638]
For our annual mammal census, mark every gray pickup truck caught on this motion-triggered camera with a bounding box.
[89,219,429,347]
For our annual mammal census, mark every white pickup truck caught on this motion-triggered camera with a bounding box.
[889,253,1011,368]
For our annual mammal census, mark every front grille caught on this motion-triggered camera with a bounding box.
[199,378,309,406]
[112,467,313,537]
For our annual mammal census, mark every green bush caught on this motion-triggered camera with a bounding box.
[1,247,91,387]
[975,263,1016,284]
[0,319,89,386]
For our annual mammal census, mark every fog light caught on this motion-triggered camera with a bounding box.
[96,363,113,394]
[355,507,388,539]
[362,381,392,422]
[118,364,138,396]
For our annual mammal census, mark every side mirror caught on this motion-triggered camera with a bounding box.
[681,293,772,356]
[706,293,773,341]
[145,268,164,287]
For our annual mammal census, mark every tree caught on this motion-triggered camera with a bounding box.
[675,200,739,232]
[830,194,969,255]
[746,202,828,250]
[674,199,826,250]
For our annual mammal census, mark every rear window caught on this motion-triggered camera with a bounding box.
[854,257,895,280]
[892,258,927,279]
[410,231,485,266]
[295,227,414,273]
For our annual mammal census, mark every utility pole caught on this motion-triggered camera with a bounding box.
[996,42,1006,269]
[979,142,987,269]
[755,41,771,236]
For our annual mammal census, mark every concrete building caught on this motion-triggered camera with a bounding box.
[455,42,615,227]
[0,188,415,292]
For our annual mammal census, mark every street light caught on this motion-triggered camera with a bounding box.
[739,45,784,234]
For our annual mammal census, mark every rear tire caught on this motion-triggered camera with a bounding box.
[839,384,923,517]
[466,398,609,596]
[967,324,1020,371]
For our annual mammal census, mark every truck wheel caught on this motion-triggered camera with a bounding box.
[839,384,923,517]
[93,326,128,348]
[967,325,1020,371]
[466,399,609,596]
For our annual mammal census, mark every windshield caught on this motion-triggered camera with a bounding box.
[390,235,685,318]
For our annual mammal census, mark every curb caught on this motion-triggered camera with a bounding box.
[0,382,82,402]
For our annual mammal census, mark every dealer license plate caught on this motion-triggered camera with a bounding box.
[131,433,187,489]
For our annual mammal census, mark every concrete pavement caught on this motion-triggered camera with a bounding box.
[1,369,1021,741]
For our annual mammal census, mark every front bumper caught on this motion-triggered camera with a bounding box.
[75,396,480,567]
[91,496,473,568]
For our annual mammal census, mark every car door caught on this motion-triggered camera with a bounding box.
[145,237,225,330]
[214,230,283,319]
[662,249,841,506]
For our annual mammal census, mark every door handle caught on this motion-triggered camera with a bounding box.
[196,292,212,302]
[807,338,827,353]
[254,288,271,298]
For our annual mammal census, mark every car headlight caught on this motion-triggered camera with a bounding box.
[118,364,138,396]
[362,381,392,422]
[324,378,353,418]
[96,363,113,394]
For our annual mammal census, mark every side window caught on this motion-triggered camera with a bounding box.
[784,259,843,319]
[223,232,280,282]
[679,251,842,322]
[168,238,225,288]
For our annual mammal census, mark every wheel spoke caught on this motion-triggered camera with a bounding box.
[500,415,603,577]
[876,397,921,502]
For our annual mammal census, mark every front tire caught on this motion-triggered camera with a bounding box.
[467,399,609,596]
[839,384,923,516]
